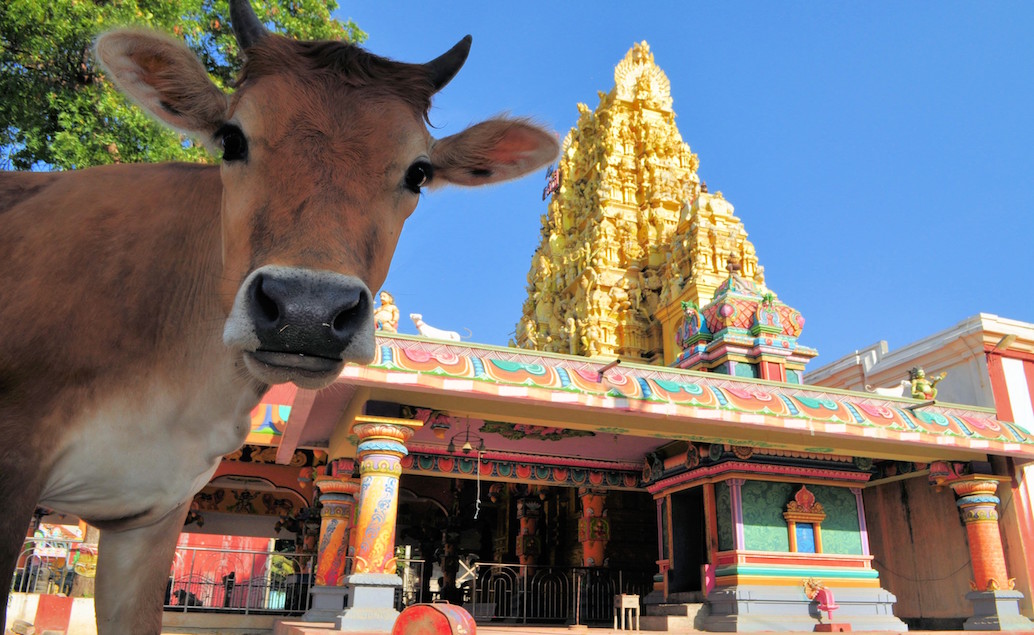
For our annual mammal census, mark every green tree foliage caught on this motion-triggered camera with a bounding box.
[0,1,365,170]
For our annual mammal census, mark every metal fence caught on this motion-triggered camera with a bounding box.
[9,539,92,597]
[164,546,318,614]
[10,538,646,623]
[9,539,427,617]
[164,548,427,615]
[470,563,652,625]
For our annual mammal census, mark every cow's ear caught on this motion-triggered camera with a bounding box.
[95,29,228,150]
[431,118,559,186]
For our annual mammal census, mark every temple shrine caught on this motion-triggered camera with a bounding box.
[10,42,1034,635]
[233,42,1027,632]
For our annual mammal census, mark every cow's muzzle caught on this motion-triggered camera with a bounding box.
[224,266,376,388]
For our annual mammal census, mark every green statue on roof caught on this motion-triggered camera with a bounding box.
[909,367,946,400]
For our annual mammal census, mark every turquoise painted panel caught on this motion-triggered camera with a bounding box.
[734,362,758,378]
[715,564,880,580]
[741,481,793,552]
[716,482,733,551]
[811,484,863,555]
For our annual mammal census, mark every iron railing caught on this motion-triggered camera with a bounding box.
[9,539,427,616]
[470,562,652,625]
[9,539,91,597]
[164,546,317,614]
[164,548,427,614]
[10,538,647,623]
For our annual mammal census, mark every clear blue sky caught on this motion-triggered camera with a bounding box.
[336,2,1034,368]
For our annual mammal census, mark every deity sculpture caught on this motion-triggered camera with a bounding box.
[909,367,947,400]
[373,290,399,333]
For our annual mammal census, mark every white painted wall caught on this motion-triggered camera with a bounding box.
[5,593,97,635]
[1003,357,1034,434]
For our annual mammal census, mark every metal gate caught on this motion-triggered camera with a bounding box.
[469,563,651,625]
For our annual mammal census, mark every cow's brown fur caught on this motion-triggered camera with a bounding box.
[240,36,438,121]
[0,12,557,634]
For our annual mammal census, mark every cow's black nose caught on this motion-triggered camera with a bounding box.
[247,269,369,359]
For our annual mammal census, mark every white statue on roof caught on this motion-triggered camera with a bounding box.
[410,313,464,341]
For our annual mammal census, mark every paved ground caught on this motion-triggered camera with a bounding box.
[268,621,1034,635]
[474,628,1030,635]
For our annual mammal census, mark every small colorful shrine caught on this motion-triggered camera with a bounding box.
[192,42,1033,633]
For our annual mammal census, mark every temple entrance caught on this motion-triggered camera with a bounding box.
[669,487,707,596]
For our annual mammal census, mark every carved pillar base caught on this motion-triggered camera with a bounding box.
[303,585,349,623]
[963,590,1034,631]
[335,572,403,632]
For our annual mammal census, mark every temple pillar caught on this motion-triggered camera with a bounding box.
[577,487,609,567]
[303,464,360,622]
[336,418,417,632]
[515,496,542,569]
[948,475,1034,631]
[646,497,669,603]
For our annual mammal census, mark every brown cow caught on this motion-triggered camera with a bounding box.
[0,2,557,633]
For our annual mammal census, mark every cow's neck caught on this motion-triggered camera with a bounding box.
[18,162,269,524]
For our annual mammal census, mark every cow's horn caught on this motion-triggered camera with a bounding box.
[229,0,269,52]
[426,35,472,92]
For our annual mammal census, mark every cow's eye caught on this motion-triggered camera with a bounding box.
[217,124,248,162]
[404,161,433,193]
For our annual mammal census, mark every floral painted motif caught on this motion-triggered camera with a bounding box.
[480,420,595,441]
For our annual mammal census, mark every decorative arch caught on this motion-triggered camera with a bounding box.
[782,485,826,553]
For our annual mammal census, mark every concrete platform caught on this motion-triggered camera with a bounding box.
[268,621,1034,635]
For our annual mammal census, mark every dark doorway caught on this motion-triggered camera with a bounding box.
[669,487,707,594]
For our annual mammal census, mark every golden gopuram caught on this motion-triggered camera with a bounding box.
[515,42,777,367]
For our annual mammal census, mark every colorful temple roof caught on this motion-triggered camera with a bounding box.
[672,269,817,381]
[252,334,1034,467]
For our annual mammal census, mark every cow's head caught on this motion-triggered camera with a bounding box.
[94,0,557,389]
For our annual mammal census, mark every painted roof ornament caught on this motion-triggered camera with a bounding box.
[698,269,804,340]
[410,313,466,341]
[614,41,673,109]
[374,290,399,333]
[784,485,826,523]
[676,300,710,351]
[909,366,946,400]
[671,251,815,378]
[864,380,911,398]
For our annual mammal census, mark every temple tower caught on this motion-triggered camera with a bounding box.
[514,42,767,363]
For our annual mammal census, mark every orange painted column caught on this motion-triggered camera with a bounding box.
[950,476,1012,591]
[336,418,421,631]
[351,421,415,574]
[515,497,542,567]
[578,487,609,567]
[312,472,360,587]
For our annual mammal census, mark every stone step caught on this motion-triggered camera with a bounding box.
[644,603,693,616]
[639,613,699,632]
[639,603,709,631]
[667,591,706,604]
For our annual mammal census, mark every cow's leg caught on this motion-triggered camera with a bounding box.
[0,479,42,628]
[94,502,189,635]
[0,473,42,628]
